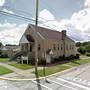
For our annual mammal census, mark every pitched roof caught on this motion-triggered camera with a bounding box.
[30,24,74,42]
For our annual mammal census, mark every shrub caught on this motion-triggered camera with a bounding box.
[59,56,64,60]
[29,59,35,65]
[69,55,75,60]
[0,53,8,58]
[38,59,46,65]
[77,47,86,54]
[54,58,60,62]
[85,45,90,53]
[86,53,90,57]
[65,56,71,60]
[74,54,80,59]
[0,49,2,55]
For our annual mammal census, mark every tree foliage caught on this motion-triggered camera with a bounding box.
[77,47,86,54]
[76,42,82,47]
[85,45,90,53]
[0,42,2,47]
[76,41,90,54]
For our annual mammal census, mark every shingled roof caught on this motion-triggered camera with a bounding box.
[30,24,74,42]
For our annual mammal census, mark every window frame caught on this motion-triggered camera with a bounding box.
[38,44,41,51]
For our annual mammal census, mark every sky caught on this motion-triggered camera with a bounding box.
[0,0,90,45]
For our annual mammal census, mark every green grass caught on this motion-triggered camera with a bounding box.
[9,63,34,70]
[80,54,86,56]
[80,54,88,58]
[0,58,9,62]
[34,65,70,77]
[0,65,13,75]
[67,59,90,66]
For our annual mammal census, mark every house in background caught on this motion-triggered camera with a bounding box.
[19,24,77,63]
[1,45,20,58]
[1,47,8,55]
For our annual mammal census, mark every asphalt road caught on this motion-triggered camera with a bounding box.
[0,63,90,90]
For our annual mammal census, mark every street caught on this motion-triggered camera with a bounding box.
[0,63,90,90]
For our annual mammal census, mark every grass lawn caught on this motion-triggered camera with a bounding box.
[80,54,88,58]
[0,65,13,75]
[80,54,86,56]
[35,65,70,77]
[9,63,34,70]
[67,59,90,66]
[0,58,9,62]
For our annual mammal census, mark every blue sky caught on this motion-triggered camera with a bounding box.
[0,0,90,45]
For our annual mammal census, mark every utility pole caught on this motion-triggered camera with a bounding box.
[35,0,41,90]
[35,0,39,78]
[35,0,39,26]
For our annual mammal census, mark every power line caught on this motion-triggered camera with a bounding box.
[0,7,80,41]
[0,10,35,22]
[0,10,77,38]
[2,5,33,17]
[0,10,55,30]
[1,5,62,29]
[0,12,81,42]
[1,5,58,30]
[2,5,56,22]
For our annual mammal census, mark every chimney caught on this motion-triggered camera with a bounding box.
[62,30,66,40]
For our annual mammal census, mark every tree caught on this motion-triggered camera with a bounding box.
[76,42,82,47]
[85,45,90,53]
[0,49,2,55]
[77,47,86,54]
[82,42,88,46]
[0,42,2,47]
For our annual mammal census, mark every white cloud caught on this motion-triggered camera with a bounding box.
[84,0,90,7]
[2,8,14,14]
[0,0,5,6]
[0,23,27,45]
[0,22,16,28]
[1,0,90,45]
[39,9,55,22]
[39,0,90,42]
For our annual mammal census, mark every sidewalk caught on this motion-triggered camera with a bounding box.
[0,63,44,79]
[0,57,90,79]
[80,56,90,60]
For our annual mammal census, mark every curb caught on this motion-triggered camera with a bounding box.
[0,67,76,81]
[46,67,76,78]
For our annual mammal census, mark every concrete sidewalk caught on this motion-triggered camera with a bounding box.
[0,63,44,79]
